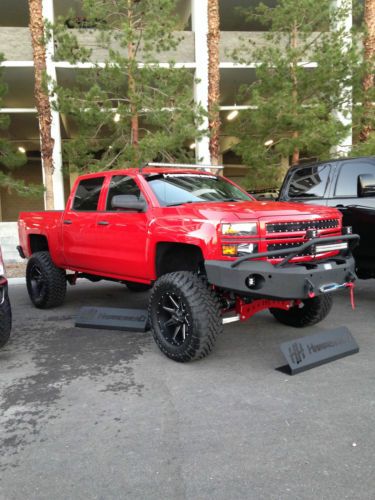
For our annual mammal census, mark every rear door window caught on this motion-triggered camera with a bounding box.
[72,177,105,211]
[335,161,375,197]
[286,164,331,199]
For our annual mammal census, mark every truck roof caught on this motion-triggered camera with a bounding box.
[288,155,375,171]
[75,168,218,179]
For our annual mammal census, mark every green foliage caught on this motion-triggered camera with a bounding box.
[230,0,362,188]
[0,55,40,197]
[52,0,204,172]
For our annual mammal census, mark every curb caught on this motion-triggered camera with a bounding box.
[8,277,26,286]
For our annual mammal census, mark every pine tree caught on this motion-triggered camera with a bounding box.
[0,55,37,195]
[229,0,359,188]
[52,0,204,173]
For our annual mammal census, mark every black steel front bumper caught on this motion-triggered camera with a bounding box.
[205,234,359,300]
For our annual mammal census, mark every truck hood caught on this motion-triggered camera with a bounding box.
[184,200,340,221]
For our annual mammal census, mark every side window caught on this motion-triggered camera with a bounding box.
[106,175,146,211]
[335,162,375,197]
[72,177,105,211]
[287,164,331,199]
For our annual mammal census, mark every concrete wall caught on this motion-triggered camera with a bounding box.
[0,222,21,262]
[0,27,196,63]
[74,30,195,63]
[0,27,278,64]
[0,28,33,60]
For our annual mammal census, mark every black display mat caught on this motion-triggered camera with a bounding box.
[75,306,149,332]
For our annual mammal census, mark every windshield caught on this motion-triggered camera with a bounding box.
[145,173,251,207]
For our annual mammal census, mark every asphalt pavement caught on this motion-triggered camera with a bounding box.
[0,280,374,500]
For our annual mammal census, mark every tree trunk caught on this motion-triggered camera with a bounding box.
[28,0,55,209]
[360,0,375,142]
[208,0,221,166]
[128,1,139,155]
[291,20,300,164]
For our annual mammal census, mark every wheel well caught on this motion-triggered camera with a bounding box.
[29,234,49,254]
[156,243,204,277]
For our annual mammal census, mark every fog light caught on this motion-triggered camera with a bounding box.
[222,245,238,256]
[245,274,265,290]
[343,226,352,235]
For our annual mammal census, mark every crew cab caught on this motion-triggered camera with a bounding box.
[0,246,12,348]
[18,165,358,362]
[279,156,375,278]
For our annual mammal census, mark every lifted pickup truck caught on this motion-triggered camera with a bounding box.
[18,165,358,362]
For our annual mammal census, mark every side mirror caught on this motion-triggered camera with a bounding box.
[111,194,146,212]
[358,174,375,197]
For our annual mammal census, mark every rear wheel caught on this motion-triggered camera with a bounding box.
[0,294,11,348]
[26,251,67,309]
[270,294,333,328]
[148,272,222,362]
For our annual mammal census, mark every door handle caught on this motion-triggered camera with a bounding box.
[97,221,109,226]
[63,220,72,225]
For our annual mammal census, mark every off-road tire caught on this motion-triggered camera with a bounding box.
[26,251,67,309]
[270,294,333,328]
[126,282,152,292]
[148,271,222,362]
[0,295,11,348]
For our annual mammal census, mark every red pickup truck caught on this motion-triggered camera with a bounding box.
[18,165,358,362]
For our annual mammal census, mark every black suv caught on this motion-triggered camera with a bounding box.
[279,156,375,278]
[0,247,11,347]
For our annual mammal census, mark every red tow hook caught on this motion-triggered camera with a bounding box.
[346,282,356,310]
[304,279,315,299]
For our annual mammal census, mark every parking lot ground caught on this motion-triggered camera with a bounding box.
[0,280,374,500]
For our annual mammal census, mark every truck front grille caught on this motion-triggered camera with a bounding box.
[266,218,339,234]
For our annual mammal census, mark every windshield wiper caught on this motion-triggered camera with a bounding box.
[166,201,195,207]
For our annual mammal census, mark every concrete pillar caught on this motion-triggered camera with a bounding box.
[192,0,211,165]
[332,0,353,156]
[42,0,65,209]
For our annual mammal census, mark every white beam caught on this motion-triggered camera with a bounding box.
[0,61,34,67]
[332,0,353,156]
[0,108,37,113]
[53,61,196,69]
[192,0,210,166]
[42,0,65,209]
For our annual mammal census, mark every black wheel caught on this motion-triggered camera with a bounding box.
[26,251,67,309]
[126,282,152,292]
[148,271,222,362]
[270,294,333,328]
[0,294,11,348]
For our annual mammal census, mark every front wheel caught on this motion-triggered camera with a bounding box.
[148,272,222,362]
[270,294,333,328]
[26,251,67,309]
[0,294,12,348]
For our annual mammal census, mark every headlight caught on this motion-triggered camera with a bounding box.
[221,222,257,236]
[222,243,259,257]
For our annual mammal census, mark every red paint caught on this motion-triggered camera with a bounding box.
[235,297,293,321]
[18,168,344,284]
